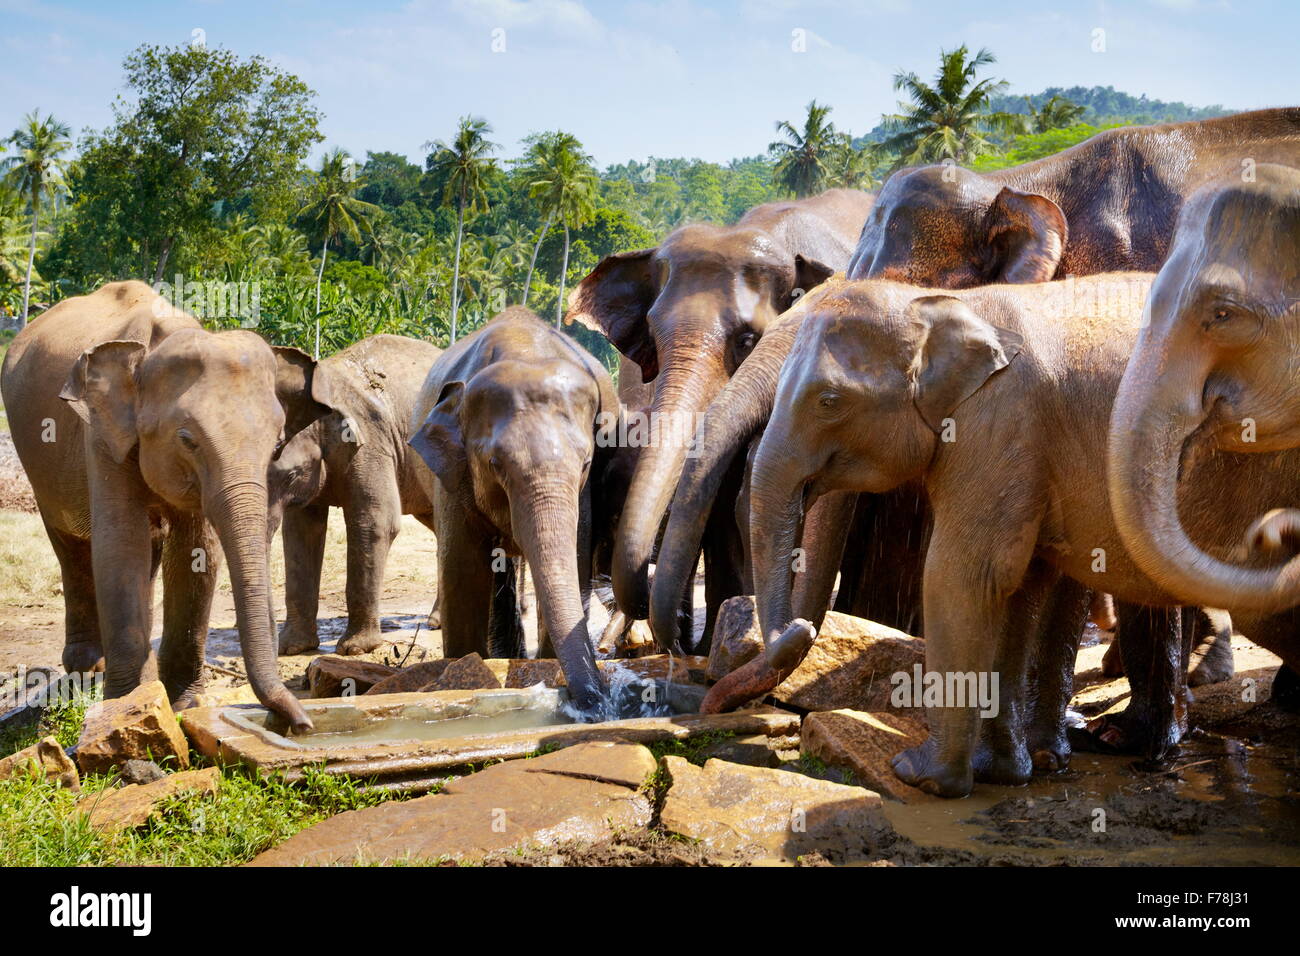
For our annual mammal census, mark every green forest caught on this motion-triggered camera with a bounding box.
[0,42,1234,369]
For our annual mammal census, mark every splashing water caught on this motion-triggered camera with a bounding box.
[558,658,678,723]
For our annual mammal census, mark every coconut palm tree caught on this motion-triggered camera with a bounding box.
[522,131,598,326]
[769,101,839,198]
[1024,94,1087,133]
[824,135,885,190]
[426,116,498,341]
[3,111,71,326]
[882,45,1024,165]
[296,148,383,357]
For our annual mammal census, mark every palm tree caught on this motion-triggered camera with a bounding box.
[1024,94,1087,133]
[769,101,838,198]
[882,46,1024,165]
[296,148,383,357]
[825,135,884,190]
[522,131,598,326]
[426,116,498,341]
[3,111,71,326]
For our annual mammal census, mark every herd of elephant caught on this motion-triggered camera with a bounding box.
[4,108,1300,798]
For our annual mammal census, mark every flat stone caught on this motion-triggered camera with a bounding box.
[801,709,932,803]
[0,736,80,790]
[708,597,924,712]
[364,660,451,696]
[695,734,781,768]
[248,741,657,865]
[307,656,398,698]
[76,767,221,834]
[659,756,889,863]
[422,653,501,691]
[76,681,190,776]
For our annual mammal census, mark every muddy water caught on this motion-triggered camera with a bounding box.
[288,706,574,748]
[881,733,1300,866]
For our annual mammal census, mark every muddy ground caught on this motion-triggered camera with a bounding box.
[2,436,1298,866]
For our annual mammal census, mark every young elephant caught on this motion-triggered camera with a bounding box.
[270,334,443,656]
[0,281,331,732]
[745,274,1300,797]
[408,307,620,715]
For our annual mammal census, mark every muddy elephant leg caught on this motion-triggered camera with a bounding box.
[278,503,328,655]
[1026,576,1090,772]
[337,484,403,657]
[698,452,748,656]
[1078,603,1186,766]
[43,521,104,675]
[157,513,220,709]
[1186,608,1235,686]
[436,505,494,659]
[488,554,527,659]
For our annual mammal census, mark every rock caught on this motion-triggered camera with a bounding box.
[249,741,657,866]
[76,767,221,834]
[659,756,889,863]
[0,736,80,790]
[75,681,190,776]
[364,660,451,696]
[801,709,932,803]
[422,653,501,692]
[695,734,781,768]
[306,656,398,698]
[499,659,564,688]
[118,759,166,786]
[707,596,924,712]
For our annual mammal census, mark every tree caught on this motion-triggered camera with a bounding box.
[824,135,883,190]
[882,45,1024,165]
[296,149,383,357]
[81,43,321,284]
[1023,94,1087,133]
[3,111,71,325]
[769,100,838,198]
[426,116,497,341]
[521,131,598,326]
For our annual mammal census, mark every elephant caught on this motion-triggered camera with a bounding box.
[407,306,620,715]
[0,281,329,733]
[566,188,875,641]
[269,333,443,656]
[742,273,1300,797]
[846,108,1300,286]
[1108,163,1300,689]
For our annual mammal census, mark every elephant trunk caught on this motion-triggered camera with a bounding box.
[513,478,607,716]
[611,354,724,619]
[648,319,807,649]
[1108,350,1300,612]
[209,480,313,733]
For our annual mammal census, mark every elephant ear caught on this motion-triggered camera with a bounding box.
[271,346,359,448]
[565,248,660,380]
[791,254,836,303]
[409,381,467,490]
[58,340,147,464]
[908,295,1023,432]
[982,187,1068,284]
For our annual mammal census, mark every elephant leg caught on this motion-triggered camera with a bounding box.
[337,485,402,656]
[157,512,220,709]
[1076,602,1186,766]
[698,453,748,655]
[279,503,328,655]
[436,505,494,659]
[43,522,103,675]
[488,554,526,659]
[1026,576,1091,772]
[1186,608,1235,686]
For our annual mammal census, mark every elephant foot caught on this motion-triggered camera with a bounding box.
[278,622,320,656]
[891,738,974,798]
[1187,614,1235,687]
[62,640,105,675]
[337,629,390,657]
[426,605,442,630]
[1272,664,1300,713]
[1027,731,1071,773]
[972,745,1032,787]
[1069,710,1181,768]
[169,683,207,712]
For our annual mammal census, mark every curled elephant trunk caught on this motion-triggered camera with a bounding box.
[611,357,724,619]
[513,480,607,716]
[648,320,807,649]
[1108,352,1300,613]
[209,481,313,733]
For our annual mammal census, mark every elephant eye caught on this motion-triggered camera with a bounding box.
[818,391,840,409]
[178,429,199,452]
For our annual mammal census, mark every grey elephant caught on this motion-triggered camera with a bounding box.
[408,307,620,715]
[0,281,329,732]
[270,334,443,656]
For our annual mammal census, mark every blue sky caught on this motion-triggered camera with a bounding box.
[3,0,1297,167]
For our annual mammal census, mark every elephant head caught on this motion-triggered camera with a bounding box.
[567,225,836,619]
[747,287,1021,667]
[848,165,1067,287]
[59,329,337,732]
[1108,164,1300,612]
[409,356,613,714]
